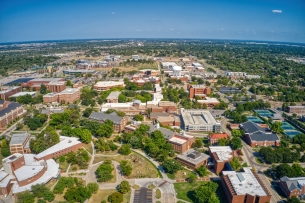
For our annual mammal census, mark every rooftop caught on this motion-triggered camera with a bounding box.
[148,124,175,140]
[158,101,177,107]
[2,153,24,163]
[89,112,123,124]
[35,136,81,159]
[209,133,229,140]
[223,167,267,196]
[106,92,121,100]
[28,78,63,82]
[197,97,220,103]
[280,176,305,192]
[177,149,210,165]
[0,102,22,118]
[181,109,218,126]
[209,146,233,161]
[10,133,30,146]
[60,88,79,94]
[43,93,59,97]
[95,81,124,87]
[0,86,21,94]
[157,116,180,123]
[9,92,36,98]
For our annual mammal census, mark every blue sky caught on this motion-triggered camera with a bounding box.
[0,0,305,43]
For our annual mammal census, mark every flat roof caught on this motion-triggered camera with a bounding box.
[157,116,180,123]
[28,78,63,82]
[223,168,267,196]
[161,62,177,66]
[209,146,233,161]
[2,153,23,164]
[95,81,124,87]
[43,93,59,97]
[177,149,210,165]
[181,109,217,126]
[10,133,30,146]
[60,88,79,94]
[158,101,176,107]
[197,97,219,103]
[35,136,81,159]
[0,86,20,94]
[168,137,187,145]
[10,92,36,97]
[106,91,121,100]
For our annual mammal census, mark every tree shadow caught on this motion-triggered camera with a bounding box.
[186,190,196,202]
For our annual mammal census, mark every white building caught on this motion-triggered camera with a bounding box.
[161,62,178,69]
[172,66,182,76]
[180,108,221,132]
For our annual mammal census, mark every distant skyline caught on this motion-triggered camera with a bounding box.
[0,0,305,43]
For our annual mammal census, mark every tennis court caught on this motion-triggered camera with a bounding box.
[247,116,264,124]
[254,110,274,117]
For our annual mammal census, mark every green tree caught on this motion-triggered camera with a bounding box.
[96,120,114,138]
[118,94,127,103]
[80,129,92,144]
[192,139,203,148]
[118,180,131,194]
[194,182,219,203]
[95,163,114,182]
[231,137,242,149]
[196,165,209,177]
[162,159,182,174]
[120,160,132,176]
[108,192,123,203]
[83,108,94,117]
[64,186,91,203]
[66,80,73,86]
[119,144,131,155]
[188,173,198,183]
[40,84,47,94]
[17,191,35,203]
[87,183,98,194]
[230,157,242,170]
[134,114,144,121]
[287,197,301,203]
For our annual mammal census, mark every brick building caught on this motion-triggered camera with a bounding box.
[279,176,305,198]
[187,84,211,99]
[148,124,195,153]
[197,97,220,108]
[209,146,234,174]
[138,69,160,76]
[209,133,229,145]
[106,92,120,103]
[0,101,25,130]
[0,86,22,100]
[156,116,181,127]
[34,136,82,161]
[9,133,31,154]
[240,121,280,147]
[156,101,177,114]
[89,112,127,132]
[94,81,125,92]
[286,106,305,114]
[221,168,271,203]
[176,149,210,169]
[43,88,80,104]
[21,78,66,92]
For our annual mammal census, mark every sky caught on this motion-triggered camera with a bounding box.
[0,0,305,43]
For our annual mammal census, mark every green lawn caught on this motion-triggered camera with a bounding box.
[174,181,228,203]
[89,189,130,203]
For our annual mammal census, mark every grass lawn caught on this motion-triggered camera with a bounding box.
[132,184,140,190]
[45,179,57,190]
[174,180,228,203]
[167,169,193,180]
[82,143,93,155]
[89,189,130,203]
[58,161,69,172]
[93,152,158,179]
[156,189,161,199]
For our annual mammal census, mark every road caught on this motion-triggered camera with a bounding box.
[0,118,24,138]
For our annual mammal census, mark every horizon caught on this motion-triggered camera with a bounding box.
[1,0,305,43]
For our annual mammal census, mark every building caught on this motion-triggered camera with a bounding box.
[197,97,220,108]
[63,69,95,75]
[0,153,59,195]
[148,124,195,153]
[131,55,139,60]
[156,116,181,127]
[181,109,221,132]
[138,69,160,76]
[156,101,177,114]
[221,168,271,203]
[209,146,234,174]
[43,93,59,103]
[89,112,127,132]
[149,112,169,120]
[225,72,246,79]
[176,149,210,169]
[279,176,305,198]
[34,136,82,161]
[187,84,211,99]
[286,106,305,114]
[58,88,80,104]
[9,92,36,98]
[219,87,242,94]
[209,133,229,145]
[0,86,22,100]
[240,121,280,147]
[0,101,25,130]
[9,133,31,154]
[94,81,125,92]
[21,78,66,92]
[106,92,121,103]
[172,66,182,76]
[161,62,177,69]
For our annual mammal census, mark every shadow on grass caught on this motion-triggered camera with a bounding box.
[186,190,196,202]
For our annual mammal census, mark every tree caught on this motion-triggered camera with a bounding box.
[83,108,94,117]
[230,157,242,170]
[64,186,91,203]
[287,197,301,203]
[66,80,73,86]
[40,84,47,94]
[118,180,131,194]
[87,183,98,194]
[16,191,35,203]
[108,192,123,203]
[162,159,182,174]
[80,129,92,144]
[196,165,209,177]
[217,138,230,146]
[96,120,114,138]
[95,163,114,182]
[120,160,132,176]
[194,182,219,203]
[134,114,144,121]
[119,144,131,155]
[192,139,203,148]
[231,137,242,149]
[188,173,198,183]
[118,94,127,103]
[271,121,282,133]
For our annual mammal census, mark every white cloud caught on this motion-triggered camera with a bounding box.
[171,29,174,31]
[272,10,282,13]
[136,30,141,32]
[111,12,115,15]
